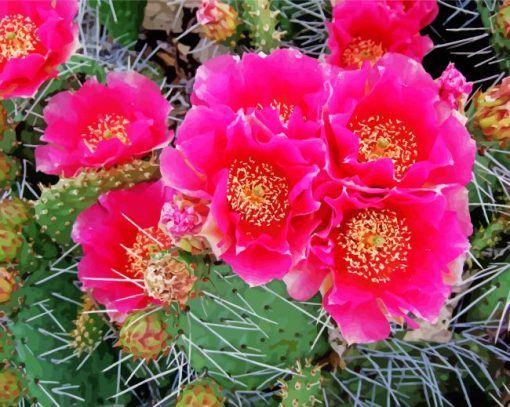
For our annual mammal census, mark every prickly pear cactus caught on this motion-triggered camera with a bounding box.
[278,360,323,407]
[242,0,284,52]
[0,368,24,406]
[117,309,171,362]
[0,151,19,189]
[174,263,329,390]
[35,158,160,247]
[176,378,225,407]
[478,0,510,74]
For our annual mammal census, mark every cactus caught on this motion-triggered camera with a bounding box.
[0,198,31,230]
[242,0,284,52]
[176,378,226,407]
[34,158,160,247]
[278,360,323,407]
[478,1,510,74]
[0,368,24,406]
[0,151,19,190]
[173,263,329,390]
[0,227,23,264]
[89,0,147,47]
[117,309,171,362]
[470,213,510,258]
[69,296,107,356]
[0,326,16,363]
[0,267,17,305]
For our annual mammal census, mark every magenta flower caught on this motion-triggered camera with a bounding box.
[35,71,172,177]
[327,0,434,69]
[72,182,173,315]
[0,0,77,99]
[161,110,325,285]
[437,62,473,112]
[384,0,438,29]
[191,48,331,140]
[286,183,472,344]
[324,53,476,188]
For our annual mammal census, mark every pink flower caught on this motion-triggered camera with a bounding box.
[324,53,476,188]
[161,110,325,285]
[72,182,173,315]
[0,0,78,99]
[191,48,331,140]
[286,183,472,344]
[326,0,433,69]
[436,63,473,112]
[160,189,210,253]
[35,71,172,177]
[384,0,438,29]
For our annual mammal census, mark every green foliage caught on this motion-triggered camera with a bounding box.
[89,0,147,47]
[34,158,160,247]
[174,263,329,390]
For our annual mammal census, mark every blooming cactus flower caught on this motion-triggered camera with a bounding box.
[35,71,172,177]
[161,111,324,285]
[72,182,173,315]
[0,0,77,99]
[197,0,238,42]
[474,76,510,146]
[327,0,434,69]
[324,54,476,188]
[286,184,472,343]
[191,48,332,140]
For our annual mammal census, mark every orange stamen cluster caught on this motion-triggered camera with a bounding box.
[82,113,130,152]
[336,208,412,284]
[227,157,289,228]
[126,227,171,277]
[0,14,39,63]
[341,36,386,68]
[348,114,418,177]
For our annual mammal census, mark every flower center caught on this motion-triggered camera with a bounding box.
[348,114,418,177]
[125,227,172,277]
[0,14,40,63]
[227,157,289,228]
[82,113,130,152]
[335,208,412,284]
[144,253,197,306]
[341,36,386,68]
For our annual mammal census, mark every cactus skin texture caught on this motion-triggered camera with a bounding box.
[478,1,510,74]
[0,326,16,363]
[242,0,284,52]
[174,263,329,390]
[278,360,323,407]
[34,158,160,247]
[176,378,226,407]
[0,267,17,305]
[117,310,171,362]
[0,151,19,190]
[470,213,510,258]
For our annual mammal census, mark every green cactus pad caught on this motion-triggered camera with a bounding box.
[278,360,323,407]
[69,296,107,356]
[0,227,23,263]
[0,326,16,363]
[243,0,284,52]
[34,158,160,247]
[175,263,329,390]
